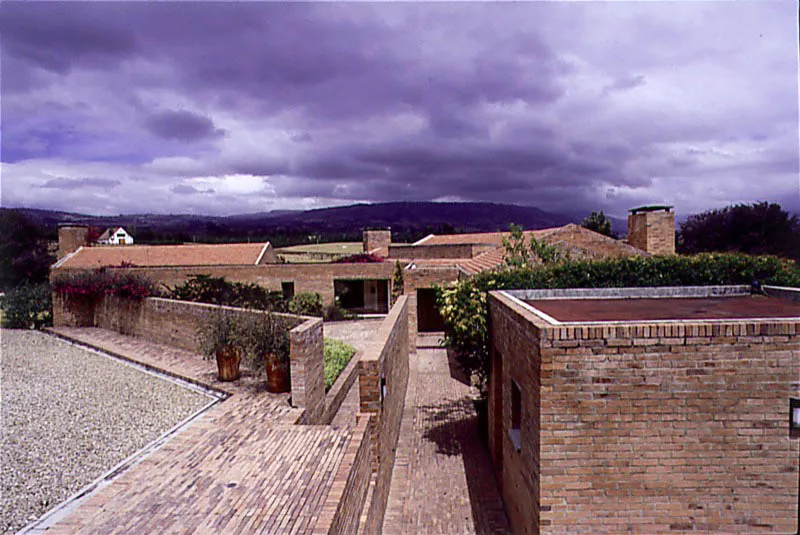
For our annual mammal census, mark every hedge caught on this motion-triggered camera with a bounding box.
[437,253,800,393]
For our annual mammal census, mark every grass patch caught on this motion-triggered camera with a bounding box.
[324,338,357,391]
[277,242,363,254]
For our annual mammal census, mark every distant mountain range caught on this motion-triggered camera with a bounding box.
[7,202,621,246]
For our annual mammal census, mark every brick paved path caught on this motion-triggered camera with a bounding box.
[40,328,354,535]
[383,338,511,535]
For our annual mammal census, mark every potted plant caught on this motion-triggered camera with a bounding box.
[241,313,291,393]
[198,309,243,381]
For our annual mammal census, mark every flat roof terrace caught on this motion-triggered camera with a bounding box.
[526,295,800,323]
[504,284,800,324]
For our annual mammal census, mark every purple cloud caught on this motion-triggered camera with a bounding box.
[0,2,796,218]
[40,177,121,190]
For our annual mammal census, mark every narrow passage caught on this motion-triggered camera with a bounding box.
[383,335,511,534]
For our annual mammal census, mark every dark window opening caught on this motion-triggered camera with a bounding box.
[510,380,522,452]
[335,279,389,314]
[417,288,445,332]
[282,281,295,301]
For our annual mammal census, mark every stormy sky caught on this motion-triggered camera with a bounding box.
[1,1,798,219]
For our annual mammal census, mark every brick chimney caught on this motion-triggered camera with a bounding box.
[627,206,675,255]
[57,224,89,260]
[363,228,391,257]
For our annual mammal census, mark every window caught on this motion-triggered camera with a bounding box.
[281,281,295,301]
[509,380,522,452]
[791,398,800,440]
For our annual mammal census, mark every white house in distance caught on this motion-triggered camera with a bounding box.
[96,227,134,245]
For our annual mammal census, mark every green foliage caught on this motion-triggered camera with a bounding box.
[678,201,799,259]
[1,283,53,329]
[580,211,614,237]
[196,308,244,360]
[238,312,291,373]
[52,269,157,301]
[0,210,54,290]
[501,223,569,269]
[169,274,287,312]
[438,253,800,394]
[323,300,355,322]
[324,338,356,391]
[288,291,324,317]
[392,260,405,304]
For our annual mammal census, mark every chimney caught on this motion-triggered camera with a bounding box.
[627,206,675,255]
[57,224,89,260]
[363,228,391,257]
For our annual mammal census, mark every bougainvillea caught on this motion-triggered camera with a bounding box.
[52,269,157,301]
[333,253,384,264]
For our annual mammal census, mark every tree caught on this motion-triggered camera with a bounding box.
[678,202,800,259]
[581,211,614,237]
[501,223,569,269]
[0,210,54,290]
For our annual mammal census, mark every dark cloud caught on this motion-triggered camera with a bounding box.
[170,184,215,195]
[1,2,797,217]
[145,110,225,142]
[40,177,121,190]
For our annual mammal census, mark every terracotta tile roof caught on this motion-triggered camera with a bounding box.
[57,243,271,269]
[424,224,646,275]
[421,229,552,246]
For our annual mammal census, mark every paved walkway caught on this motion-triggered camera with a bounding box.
[383,336,511,535]
[39,328,355,535]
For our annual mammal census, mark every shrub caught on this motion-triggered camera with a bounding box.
[52,269,156,301]
[288,292,323,317]
[333,253,384,263]
[239,312,291,373]
[196,308,244,361]
[438,253,800,394]
[323,300,354,322]
[1,283,53,329]
[324,338,356,391]
[169,274,287,311]
[391,260,404,304]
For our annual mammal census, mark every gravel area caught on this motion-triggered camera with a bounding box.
[1,330,213,534]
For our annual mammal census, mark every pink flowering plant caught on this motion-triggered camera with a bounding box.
[52,269,157,301]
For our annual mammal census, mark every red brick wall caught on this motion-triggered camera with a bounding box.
[55,294,327,421]
[313,418,373,535]
[52,262,394,306]
[627,211,675,255]
[404,266,460,350]
[490,291,800,534]
[358,296,409,534]
[388,243,495,259]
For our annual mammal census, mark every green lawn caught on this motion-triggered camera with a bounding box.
[324,338,357,391]
[276,242,363,254]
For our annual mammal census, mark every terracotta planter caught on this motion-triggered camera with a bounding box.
[215,345,242,381]
[265,354,290,393]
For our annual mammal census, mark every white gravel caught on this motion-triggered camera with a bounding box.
[1,330,213,534]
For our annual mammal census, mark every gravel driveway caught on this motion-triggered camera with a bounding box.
[1,330,213,534]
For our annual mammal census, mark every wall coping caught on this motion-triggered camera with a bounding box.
[361,295,408,363]
[490,290,800,341]
[502,285,750,301]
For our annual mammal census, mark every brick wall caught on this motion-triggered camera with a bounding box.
[57,225,89,260]
[291,317,325,424]
[363,230,392,257]
[489,291,800,534]
[388,243,495,259]
[52,262,394,306]
[627,210,675,255]
[403,266,461,350]
[54,294,326,421]
[358,296,410,534]
[313,417,373,535]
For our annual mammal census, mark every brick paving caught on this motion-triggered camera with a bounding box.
[383,336,511,535]
[39,328,353,535]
